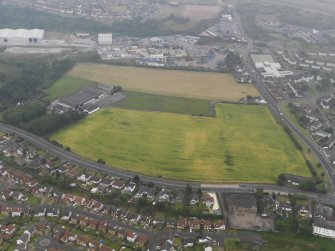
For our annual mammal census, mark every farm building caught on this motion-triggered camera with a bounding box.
[98,33,113,45]
[57,87,105,110]
[0,29,44,45]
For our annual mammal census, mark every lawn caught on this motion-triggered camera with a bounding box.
[68,63,259,101]
[260,232,335,251]
[43,76,97,101]
[224,238,244,251]
[114,90,212,115]
[51,104,310,183]
[266,0,335,14]
[251,54,275,64]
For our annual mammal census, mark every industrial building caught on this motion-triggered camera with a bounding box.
[57,87,105,110]
[98,33,113,45]
[0,29,44,45]
[251,54,293,78]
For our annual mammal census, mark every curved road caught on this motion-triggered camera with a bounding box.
[0,122,200,189]
[234,0,335,193]
[2,122,335,206]
[245,63,335,194]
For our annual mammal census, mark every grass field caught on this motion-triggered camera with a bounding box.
[68,64,259,101]
[266,0,335,14]
[43,76,97,101]
[224,232,335,251]
[251,54,275,64]
[114,91,212,115]
[259,232,335,251]
[51,104,310,183]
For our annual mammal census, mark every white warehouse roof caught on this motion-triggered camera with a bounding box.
[0,29,44,39]
[98,33,113,44]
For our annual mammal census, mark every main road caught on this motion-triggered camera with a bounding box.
[232,0,335,193]
[1,122,335,206]
[0,122,200,189]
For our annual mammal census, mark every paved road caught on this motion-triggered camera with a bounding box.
[2,122,335,206]
[233,0,335,194]
[4,203,262,249]
[0,122,200,190]
[244,64,335,194]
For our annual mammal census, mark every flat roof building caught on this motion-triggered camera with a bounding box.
[57,87,105,109]
[0,29,44,45]
[313,217,335,239]
[98,33,113,45]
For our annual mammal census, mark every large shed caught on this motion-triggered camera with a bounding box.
[0,29,44,45]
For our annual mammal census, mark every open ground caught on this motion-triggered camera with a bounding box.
[264,0,335,15]
[112,91,212,115]
[43,76,98,101]
[68,63,259,101]
[51,104,310,183]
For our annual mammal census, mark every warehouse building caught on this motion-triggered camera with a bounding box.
[0,29,44,45]
[98,33,113,45]
[57,87,105,110]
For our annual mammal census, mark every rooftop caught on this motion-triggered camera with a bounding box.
[0,29,44,39]
[314,216,335,230]
[225,194,257,208]
[58,87,104,108]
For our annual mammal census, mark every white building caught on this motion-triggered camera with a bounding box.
[313,217,335,239]
[257,61,293,78]
[0,29,44,45]
[98,33,113,45]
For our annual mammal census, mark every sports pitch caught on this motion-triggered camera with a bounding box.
[51,104,310,183]
[68,63,259,101]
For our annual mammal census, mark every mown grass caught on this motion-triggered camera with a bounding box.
[43,76,96,101]
[260,232,335,251]
[68,63,259,101]
[114,90,212,115]
[51,104,310,183]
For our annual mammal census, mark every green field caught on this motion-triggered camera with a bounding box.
[68,64,259,101]
[259,232,335,251]
[251,54,275,64]
[224,233,335,251]
[266,0,335,14]
[51,104,310,183]
[114,91,212,115]
[43,76,96,101]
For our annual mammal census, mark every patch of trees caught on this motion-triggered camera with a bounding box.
[317,77,331,92]
[0,58,74,110]
[164,14,190,24]
[287,103,309,129]
[111,86,122,95]
[305,160,317,177]
[217,51,241,73]
[2,102,47,126]
[237,2,270,40]
[283,125,303,151]
[0,5,111,33]
[111,18,171,37]
[97,158,106,164]
[299,177,327,194]
[26,111,84,136]
[277,170,327,193]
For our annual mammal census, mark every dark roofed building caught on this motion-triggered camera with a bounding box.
[313,216,335,239]
[225,194,257,216]
[57,87,105,109]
